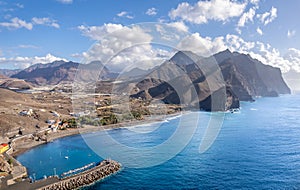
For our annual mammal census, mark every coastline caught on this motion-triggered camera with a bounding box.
[11,112,183,158]
[3,111,184,188]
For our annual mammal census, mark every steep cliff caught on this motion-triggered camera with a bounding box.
[129,50,290,111]
[218,50,291,100]
[129,51,239,111]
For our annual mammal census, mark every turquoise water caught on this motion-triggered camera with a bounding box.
[17,95,300,189]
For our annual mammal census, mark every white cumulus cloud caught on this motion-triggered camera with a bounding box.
[166,21,189,33]
[78,23,172,71]
[0,53,67,69]
[177,33,227,56]
[224,35,294,73]
[237,7,256,27]
[0,17,60,30]
[0,17,33,30]
[155,21,189,41]
[283,48,300,72]
[257,6,277,25]
[146,8,157,16]
[78,23,149,41]
[249,0,260,7]
[225,34,255,52]
[117,11,134,19]
[169,0,247,24]
[256,27,263,35]
[32,17,60,28]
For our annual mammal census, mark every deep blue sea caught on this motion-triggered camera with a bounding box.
[17,95,300,189]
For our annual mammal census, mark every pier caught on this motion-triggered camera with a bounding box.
[3,159,121,190]
[38,159,121,190]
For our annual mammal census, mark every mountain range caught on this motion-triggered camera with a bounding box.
[2,49,291,111]
[11,60,117,85]
[123,49,290,111]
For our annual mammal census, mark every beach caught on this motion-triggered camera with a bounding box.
[10,112,183,157]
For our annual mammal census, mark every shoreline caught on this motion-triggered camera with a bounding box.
[11,112,183,158]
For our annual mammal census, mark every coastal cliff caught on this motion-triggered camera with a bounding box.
[129,50,290,111]
[217,49,291,101]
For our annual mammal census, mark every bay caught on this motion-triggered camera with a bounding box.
[17,95,300,189]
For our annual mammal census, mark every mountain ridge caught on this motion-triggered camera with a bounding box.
[129,50,290,111]
[11,60,114,85]
[7,49,291,111]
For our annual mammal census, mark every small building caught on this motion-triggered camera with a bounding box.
[0,143,9,153]
[19,109,34,116]
[46,119,56,125]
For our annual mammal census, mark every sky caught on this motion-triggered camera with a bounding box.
[0,0,300,80]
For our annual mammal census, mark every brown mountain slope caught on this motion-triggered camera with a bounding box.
[0,88,72,137]
[121,51,238,111]
[12,61,113,85]
[0,79,32,90]
[128,50,290,111]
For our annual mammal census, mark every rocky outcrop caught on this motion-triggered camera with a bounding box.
[199,86,240,111]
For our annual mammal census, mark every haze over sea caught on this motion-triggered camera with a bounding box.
[17,94,300,189]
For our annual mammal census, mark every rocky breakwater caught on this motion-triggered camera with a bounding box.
[38,159,121,190]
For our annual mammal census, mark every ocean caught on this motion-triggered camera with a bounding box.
[17,94,300,189]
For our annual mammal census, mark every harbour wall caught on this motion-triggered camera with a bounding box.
[37,159,121,190]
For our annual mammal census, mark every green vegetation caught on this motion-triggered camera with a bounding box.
[61,109,164,129]
[63,118,78,128]
[100,114,119,126]
[78,116,102,126]
[131,111,144,120]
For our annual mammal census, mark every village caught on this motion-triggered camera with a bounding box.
[0,86,181,188]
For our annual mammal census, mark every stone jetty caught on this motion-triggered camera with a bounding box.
[37,159,121,190]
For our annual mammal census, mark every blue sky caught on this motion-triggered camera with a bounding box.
[0,0,299,75]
